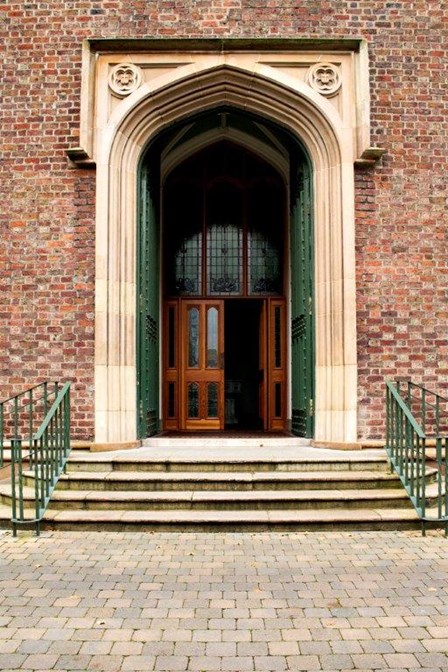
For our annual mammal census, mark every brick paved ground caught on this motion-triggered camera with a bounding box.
[0,530,447,671]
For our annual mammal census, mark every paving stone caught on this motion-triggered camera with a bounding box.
[121,654,156,670]
[17,641,51,655]
[79,640,113,655]
[268,641,300,655]
[23,653,59,669]
[284,655,320,670]
[173,642,205,656]
[54,653,94,669]
[301,640,333,654]
[0,530,447,671]
[206,641,237,656]
[89,654,124,671]
[103,628,135,642]
[383,652,421,668]
[351,653,388,668]
[154,655,188,670]
[189,656,222,670]
[319,654,355,669]
[390,639,427,653]
[238,642,269,656]
[416,652,448,667]
[253,655,287,670]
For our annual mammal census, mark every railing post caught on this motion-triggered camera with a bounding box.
[14,397,18,450]
[422,387,426,435]
[421,438,426,521]
[33,436,41,528]
[435,395,440,436]
[28,388,33,454]
[445,438,448,528]
[435,438,442,520]
[64,386,70,471]
[11,437,24,537]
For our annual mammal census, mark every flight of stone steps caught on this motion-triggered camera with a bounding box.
[0,438,438,531]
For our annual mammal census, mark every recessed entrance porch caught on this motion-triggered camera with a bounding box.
[138,115,314,438]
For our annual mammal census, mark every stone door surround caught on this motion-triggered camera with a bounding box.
[68,38,384,446]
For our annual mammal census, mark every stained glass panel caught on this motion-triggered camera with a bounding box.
[207,184,243,295]
[187,383,200,418]
[207,307,219,368]
[165,184,202,296]
[164,143,285,299]
[248,185,282,295]
[207,383,219,418]
[188,307,200,368]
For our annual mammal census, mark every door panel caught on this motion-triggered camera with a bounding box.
[261,299,287,431]
[163,300,180,430]
[290,158,314,437]
[163,297,286,431]
[181,300,225,429]
[269,300,287,430]
[137,158,160,438]
[258,301,268,430]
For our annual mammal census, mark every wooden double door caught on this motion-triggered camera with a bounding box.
[163,298,286,431]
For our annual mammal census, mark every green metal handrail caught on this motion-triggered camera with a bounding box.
[10,382,71,536]
[406,382,448,437]
[386,380,448,535]
[0,382,59,468]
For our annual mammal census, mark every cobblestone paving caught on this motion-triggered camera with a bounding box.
[0,529,447,671]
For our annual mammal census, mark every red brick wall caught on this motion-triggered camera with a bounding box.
[2,1,448,440]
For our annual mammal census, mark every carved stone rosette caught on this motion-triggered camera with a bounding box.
[307,62,341,97]
[108,63,142,97]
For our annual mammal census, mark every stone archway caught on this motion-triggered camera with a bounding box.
[93,61,358,445]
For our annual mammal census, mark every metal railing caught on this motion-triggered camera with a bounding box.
[386,380,448,535]
[0,382,62,468]
[0,382,71,536]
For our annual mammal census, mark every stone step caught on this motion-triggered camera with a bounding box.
[33,507,423,532]
[0,485,413,511]
[66,448,391,474]
[34,469,406,492]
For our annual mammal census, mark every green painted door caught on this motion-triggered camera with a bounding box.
[290,152,314,437]
[137,155,160,438]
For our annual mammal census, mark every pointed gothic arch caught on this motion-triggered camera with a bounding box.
[94,64,357,444]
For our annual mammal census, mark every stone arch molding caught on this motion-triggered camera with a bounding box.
[89,53,366,445]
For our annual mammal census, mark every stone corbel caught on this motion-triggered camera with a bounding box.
[67,146,96,168]
[354,147,386,168]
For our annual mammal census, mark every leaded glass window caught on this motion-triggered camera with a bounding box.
[206,307,219,368]
[174,232,202,295]
[188,307,200,368]
[165,185,202,296]
[248,184,282,295]
[187,383,200,418]
[164,142,284,299]
[207,383,219,418]
[207,184,243,295]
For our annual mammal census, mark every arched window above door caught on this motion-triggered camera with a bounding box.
[164,141,285,298]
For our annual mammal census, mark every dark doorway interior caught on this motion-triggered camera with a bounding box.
[225,300,262,430]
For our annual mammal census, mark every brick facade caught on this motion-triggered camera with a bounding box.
[2,1,448,440]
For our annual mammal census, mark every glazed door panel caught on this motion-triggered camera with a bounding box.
[181,300,225,430]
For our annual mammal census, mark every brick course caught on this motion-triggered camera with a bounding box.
[2,1,448,439]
